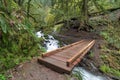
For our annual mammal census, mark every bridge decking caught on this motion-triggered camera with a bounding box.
[38,39,95,74]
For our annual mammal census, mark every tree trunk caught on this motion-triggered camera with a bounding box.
[82,0,89,24]
[18,0,24,6]
[78,0,90,31]
[0,31,2,39]
[27,0,32,18]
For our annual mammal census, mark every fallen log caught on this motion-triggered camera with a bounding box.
[89,7,120,17]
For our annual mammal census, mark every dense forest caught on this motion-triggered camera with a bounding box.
[0,0,120,80]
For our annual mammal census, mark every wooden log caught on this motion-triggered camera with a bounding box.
[89,7,120,17]
[66,40,95,67]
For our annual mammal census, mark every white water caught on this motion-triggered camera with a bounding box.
[36,31,108,80]
[73,67,108,80]
[36,31,59,52]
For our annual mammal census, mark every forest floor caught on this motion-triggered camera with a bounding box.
[7,58,67,80]
[7,29,113,80]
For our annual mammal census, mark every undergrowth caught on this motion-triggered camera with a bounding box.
[0,74,6,80]
[100,64,120,77]
[72,68,83,80]
[100,22,120,78]
[0,1,45,75]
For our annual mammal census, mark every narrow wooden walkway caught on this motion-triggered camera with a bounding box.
[38,39,95,74]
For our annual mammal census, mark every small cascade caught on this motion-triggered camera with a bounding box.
[36,31,108,80]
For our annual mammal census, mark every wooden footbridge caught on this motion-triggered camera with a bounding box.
[38,39,95,74]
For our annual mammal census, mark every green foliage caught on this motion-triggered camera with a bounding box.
[89,51,94,57]
[100,22,120,78]
[100,46,120,77]
[0,16,7,33]
[0,74,6,80]
[100,65,120,77]
[25,0,55,31]
[73,71,82,80]
[96,0,120,9]
[100,65,111,73]
[0,0,120,77]
[0,0,43,73]
[54,24,63,32]
[100,23,120,49]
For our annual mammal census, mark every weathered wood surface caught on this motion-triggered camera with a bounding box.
[38,39,95,74]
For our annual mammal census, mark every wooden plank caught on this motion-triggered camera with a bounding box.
[42,40,85,57]
[66,40,95,67]
[55,40,89,58]
[60,40,92,58]
[53,54,70,59]
[38,39,95,74]
[70,41,95,66]
[50,55,68,62]
[38,57,69,70]
[64,40,92,57]
[54,54,71,59]
[67,40,95,66]
[38,57,73,74]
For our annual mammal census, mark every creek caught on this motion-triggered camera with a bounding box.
[36,31,109,80]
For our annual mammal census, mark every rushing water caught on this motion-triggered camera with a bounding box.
[36,31,59,52]
[36,31,108,80]
[73,67,108,80]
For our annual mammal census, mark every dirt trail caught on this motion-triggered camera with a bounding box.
[8,58,67,80]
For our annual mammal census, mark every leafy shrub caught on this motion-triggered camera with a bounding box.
[73,69,83,80]
[100,22,120,78]
[73,71,82,80]
[100,23,120,49]
[0,74,6,80]
[0,1,43,73]
[100,65,120,77]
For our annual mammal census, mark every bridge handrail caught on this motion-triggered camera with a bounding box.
[66,40,95,67]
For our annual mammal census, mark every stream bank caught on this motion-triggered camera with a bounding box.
[7,30,114,80]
